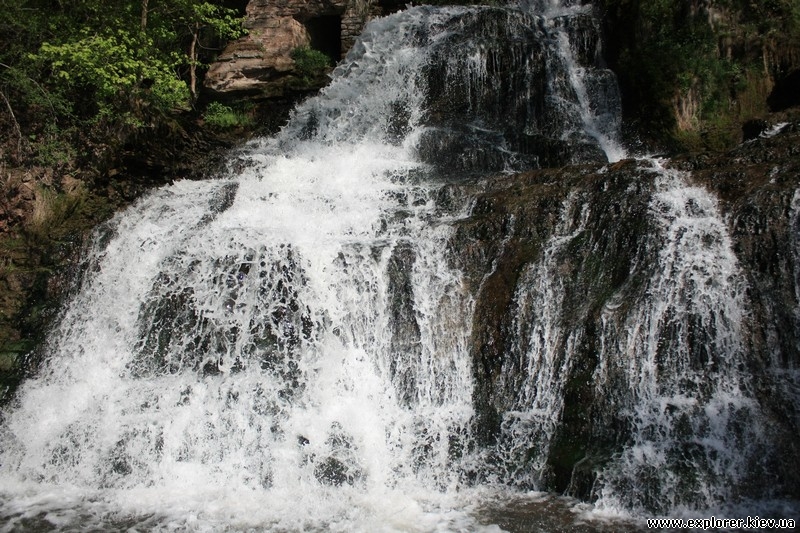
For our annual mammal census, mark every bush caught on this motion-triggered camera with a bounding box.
[30,129,75,167]
[35,30,191,119]
[203,101,253,129]
[290,46,330,80]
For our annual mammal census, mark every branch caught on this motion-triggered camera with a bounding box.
[0,89,23,155]
[0,62,57,120]
[197,42,226,51]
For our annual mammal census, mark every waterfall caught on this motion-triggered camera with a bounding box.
[1,2,798,531]
[539,0,625,162]
[491,192,592,488]
[592,161,762,513]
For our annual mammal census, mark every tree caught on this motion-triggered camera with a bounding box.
[19,0,245,125]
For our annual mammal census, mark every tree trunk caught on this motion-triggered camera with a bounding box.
[189,23,199,103]
[141,0,149,31]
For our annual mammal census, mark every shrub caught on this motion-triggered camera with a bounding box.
[203,101,253,129]
[35,30,191,119]
[291,46,330,80]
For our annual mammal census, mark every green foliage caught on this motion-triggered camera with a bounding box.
[0,65,72,120]
[203,101,253,129]
[0,0,247,159]
[189,2,248,41]
[600,0,800,151]
[29,0,247,120]
[29,127,76,167]
[35,30,190,118]
[291,46,331,80]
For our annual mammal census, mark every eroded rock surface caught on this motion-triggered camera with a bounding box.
[205,0,397,98]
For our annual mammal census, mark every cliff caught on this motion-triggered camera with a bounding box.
[204,0,800,148]
[449,112,800,506]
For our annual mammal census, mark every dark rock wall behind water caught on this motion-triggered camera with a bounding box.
[442,123,800,511]
[419,5,620,173]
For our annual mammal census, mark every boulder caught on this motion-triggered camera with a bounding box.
[205,17,310,99]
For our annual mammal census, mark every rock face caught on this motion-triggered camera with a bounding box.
[446,117,800,511]
[205,0,394,99]
[596,0,800,149]
[417,7,620,174]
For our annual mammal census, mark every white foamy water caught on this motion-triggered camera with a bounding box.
[495,192,592,486]
[593,160,763,513]
[2,3,793,532]
[0,8,478,530]
[0,8,496,531]
[0,137,478,533]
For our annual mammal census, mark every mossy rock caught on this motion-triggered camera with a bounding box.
[0,340,34,401]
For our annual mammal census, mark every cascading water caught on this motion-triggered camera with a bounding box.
[0,5,605,530]
[2,1,799,531]
[593,161,764,513]
[536,0,625,162]
[491,192,593,488]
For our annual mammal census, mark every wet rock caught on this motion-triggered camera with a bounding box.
[312,423,364,486]
[387,240,422,406]
[447,122,800,506]
[420,7,618,174]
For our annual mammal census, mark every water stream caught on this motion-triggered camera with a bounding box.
[1,2,797,531]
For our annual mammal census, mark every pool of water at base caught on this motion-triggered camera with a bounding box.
[0,489,646,533]
[3,488,797,532]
